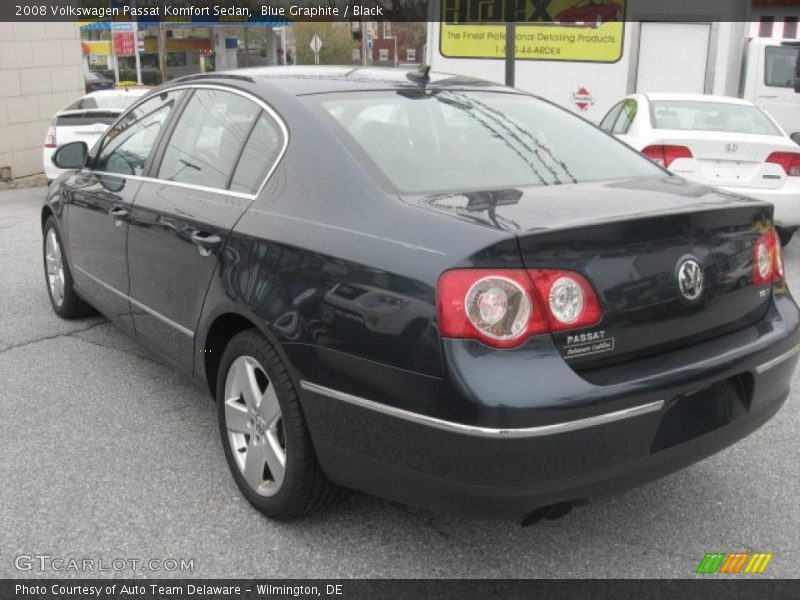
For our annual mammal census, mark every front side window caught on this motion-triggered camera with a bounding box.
[765,45,800,88]
[157,89,261,190]
[94,91,183,176]
[314,90,662,194]
[650,100,781,135]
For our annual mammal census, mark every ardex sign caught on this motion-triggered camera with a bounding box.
[440,0,626,63]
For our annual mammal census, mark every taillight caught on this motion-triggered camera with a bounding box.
[641,145,693,169]
[438,270,547,348]
[765,151,800,176]
[44,122,57,149]
[437,269,602,349]
[528,270,603,332]
[753,229,784,285]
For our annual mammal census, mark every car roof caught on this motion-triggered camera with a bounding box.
[640,93,755,106]
[168,66,514,96]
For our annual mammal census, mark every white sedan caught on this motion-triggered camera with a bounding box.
[600,93,800,245]
[43,88,149,182]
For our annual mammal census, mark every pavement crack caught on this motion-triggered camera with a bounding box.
[0,319,108,356]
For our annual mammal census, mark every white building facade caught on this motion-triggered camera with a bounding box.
[0,22,84,183]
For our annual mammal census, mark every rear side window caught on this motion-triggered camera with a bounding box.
[158,89,261,190]
[229,112,284,194]
[612,99,637,134]
[764,46,799,88]
[94,91,183,176]
[315,90,661,194]
[600,102,623,132]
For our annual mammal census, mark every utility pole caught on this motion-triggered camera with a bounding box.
[158,22,167,84]
[505,0,516,87]
[133,21,143,85]
[505,24,515,86]
[362,19,367,65]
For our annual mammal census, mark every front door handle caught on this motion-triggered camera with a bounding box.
[109,206,129,218]
[190,230,222,256]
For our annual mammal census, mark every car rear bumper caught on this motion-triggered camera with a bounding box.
[297,294,800,519]
[42,148,65,182]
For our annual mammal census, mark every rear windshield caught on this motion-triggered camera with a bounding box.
[650,100,781,136]
[313,90,661,194]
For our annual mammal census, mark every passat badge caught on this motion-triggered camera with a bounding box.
[677,257,704,302]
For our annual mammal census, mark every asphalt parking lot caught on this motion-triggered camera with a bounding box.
[1,186,798,579]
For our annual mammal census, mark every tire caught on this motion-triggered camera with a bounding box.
[778,228,794,247]
[43,216,95,319]
[216,329,338,519]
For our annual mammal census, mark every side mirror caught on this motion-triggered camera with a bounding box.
[52,141,88,170]
[791,132,800,146]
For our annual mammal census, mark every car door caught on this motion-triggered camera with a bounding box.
[64,90,185,329]
[126,86,286,372]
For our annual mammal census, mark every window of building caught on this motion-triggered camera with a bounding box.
[784,17,798,39]
[759,17,775,38]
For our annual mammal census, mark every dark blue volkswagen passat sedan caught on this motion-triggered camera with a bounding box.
[42,67,799,522]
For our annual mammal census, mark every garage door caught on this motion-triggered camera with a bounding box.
[636,23,711,94]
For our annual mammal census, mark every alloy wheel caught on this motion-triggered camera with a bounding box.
[223,355,286,496]
[45,228,65,307]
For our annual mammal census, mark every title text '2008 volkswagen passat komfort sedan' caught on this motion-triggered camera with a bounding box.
[43,67,799,523]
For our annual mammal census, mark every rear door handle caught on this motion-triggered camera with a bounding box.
[190,230,222,256]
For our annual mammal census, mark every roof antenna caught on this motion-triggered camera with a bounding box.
[407,64,431,85]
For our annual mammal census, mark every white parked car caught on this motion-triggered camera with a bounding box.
[600,93,800,245]
[43,88,150,181]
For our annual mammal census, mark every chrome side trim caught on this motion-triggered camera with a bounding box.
[91,171,257,200]
[755,344,800,374]
[127,295,194,338]
[299,381,664,439]
[72,265,194,338]
[89,82,289,201]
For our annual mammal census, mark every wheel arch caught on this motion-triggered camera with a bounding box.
[41,205,56,230]
[199,307,300,400]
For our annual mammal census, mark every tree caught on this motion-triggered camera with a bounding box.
[292,23,357,66]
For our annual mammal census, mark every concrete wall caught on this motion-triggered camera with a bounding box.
[0,23,84,181]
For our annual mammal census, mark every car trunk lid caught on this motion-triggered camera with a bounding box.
[55,109,121,148]
[405,177,775,369]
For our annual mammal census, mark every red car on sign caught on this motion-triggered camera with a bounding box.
[555,0,622,27]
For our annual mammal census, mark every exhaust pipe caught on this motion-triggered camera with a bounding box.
[520,502,573,527]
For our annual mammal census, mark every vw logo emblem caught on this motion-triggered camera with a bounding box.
[677,257,704,302]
